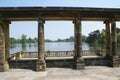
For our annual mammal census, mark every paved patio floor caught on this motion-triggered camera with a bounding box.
[0,66,120,80]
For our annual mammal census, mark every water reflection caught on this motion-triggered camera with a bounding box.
[10,42,104,54]
[10,44,17,48]
[22,43,27,51]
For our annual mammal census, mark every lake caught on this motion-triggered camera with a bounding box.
[10,42,120,56]
[10,42,93,54]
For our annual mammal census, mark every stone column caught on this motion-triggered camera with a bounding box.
[36,18,46,71]
[76,20,82,58]
[110,20,119,67]
[4,20,10,60]
[105,22,111,57]
[111,20,117,56]
[0,18,9,72]
[73,21,77,59]
[74,17,85,70]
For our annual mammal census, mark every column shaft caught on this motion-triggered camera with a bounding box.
[4,20,10,60]
[0,18,9,72]
[36,18,46,71]
[76,20,82,58]
[0,19,5,64]
[74,21,77,59]
[74,19,85,70]
[105,22,111,56]
[38,19,44,60]
[111,21,117,56]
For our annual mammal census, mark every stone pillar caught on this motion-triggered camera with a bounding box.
[0,18,9,72]
[36,18,46,71]
[110,20,119,67]
[74,17,85,70]
[111,21,117,56]
[73,21,77,59]
[4,20,10,60]
[105,22,111,57]
[76,20,82,58]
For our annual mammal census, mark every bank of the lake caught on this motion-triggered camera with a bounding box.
[10,42,91,54]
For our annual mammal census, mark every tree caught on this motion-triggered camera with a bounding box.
[97,29,105,44]
[86,30,100,43]
[21,34,27,44]
[10,38,17,44]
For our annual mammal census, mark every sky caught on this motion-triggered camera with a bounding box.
[1,0,120,40]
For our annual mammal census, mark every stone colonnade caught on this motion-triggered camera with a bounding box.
[105,19,119,67]
[0,16,119,72]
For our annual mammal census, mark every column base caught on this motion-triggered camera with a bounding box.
[109,56,120,67]
[36,60,46,71]
[76,58,85,70]
[0,61,9,72]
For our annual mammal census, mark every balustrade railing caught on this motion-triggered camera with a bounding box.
[10,49,106,60]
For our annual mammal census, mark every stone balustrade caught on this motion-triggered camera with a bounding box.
[9,50,106,60]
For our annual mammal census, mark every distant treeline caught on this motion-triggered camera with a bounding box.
[10,27,120,45]
[10,35,75,45]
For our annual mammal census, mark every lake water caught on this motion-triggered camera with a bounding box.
[10,42,91,54]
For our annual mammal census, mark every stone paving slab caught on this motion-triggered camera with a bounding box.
[0,66,120,80]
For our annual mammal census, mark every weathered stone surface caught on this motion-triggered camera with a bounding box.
[37,18,46,71]
[0,61,9,72]
[111,21,117,56]
[0,19,9,72]
[8,57,109,70]
[1,66,120,80]
[105,22,111,57]
[36,60,46,71]
[75,20,82,58]
[8,59,36,70]
[109,56,120,67]
[4,20,10,60]
[38,18,45,60]
[76,58,85,70]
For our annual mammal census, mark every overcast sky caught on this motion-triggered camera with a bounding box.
[1,0,120,40]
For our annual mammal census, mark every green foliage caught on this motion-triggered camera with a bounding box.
[11,27,120,45]
[116,27,120,33]
[21,34,27,44]
[97,29,106,44]
[10,34,39,45]
[45,39,52,42]
[85,30,100,44]
[10,38,17,44]
[56,36,74,42]
[85,27,120,45]
[82,35,87,42]
[117,32,120,44]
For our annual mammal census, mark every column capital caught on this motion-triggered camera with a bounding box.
[104,18,116,24]
[4,20,11,24]
[38,17,45,24]
[73,14,82,24]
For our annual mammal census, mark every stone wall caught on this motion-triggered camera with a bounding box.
[85,57,109,66]
[8,57,110,70]
[46,59,74,68]
[8,60,37,70]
